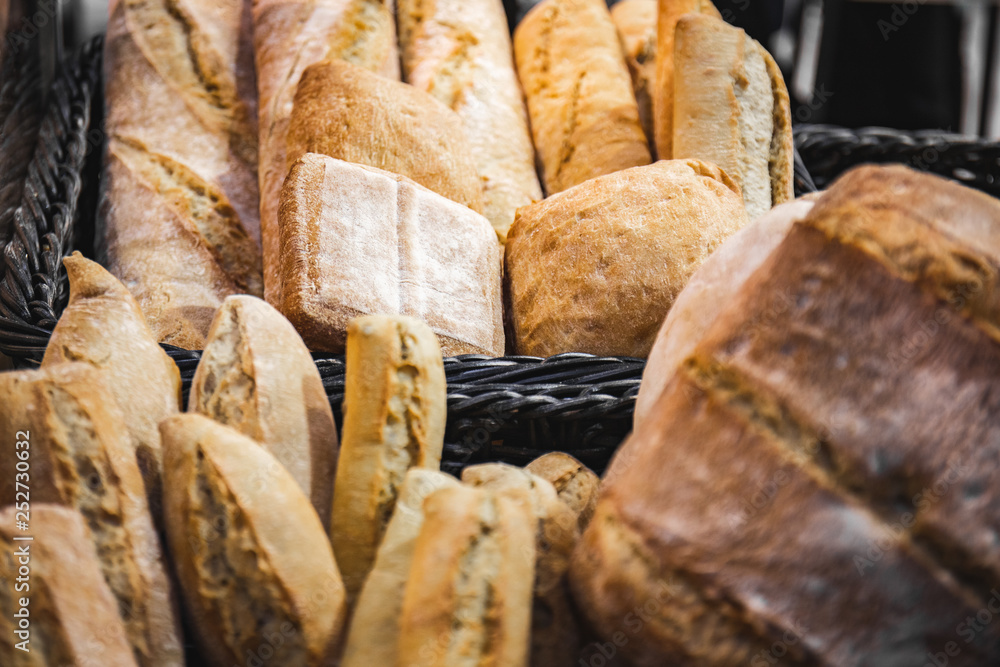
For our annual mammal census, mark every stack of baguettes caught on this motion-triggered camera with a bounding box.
[97,0,795,360]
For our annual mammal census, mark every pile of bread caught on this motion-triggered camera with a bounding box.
[98,0,791,359]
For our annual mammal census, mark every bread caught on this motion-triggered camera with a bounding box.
[286,59,484,215]
[189,294,339,527]
[41,253,181,520]
[331,315,447,602]
[652,0,721,159]
[0,505,138,667]
[342,469,461,667]
[611,0,657,154]
[101,0,262,349]
[672,13,793,220]
[160,414,347,667]
[634,197,817,426]
[278,153,504,356]
[514,0,651,195]
[253,0,400,304]
[0,363,184,667]
[505,159,747,357]
[525,452,600,530]
[397,485,536,667]
[570,166,1000,665]
[397,0,542,241]
[462,463,581,667]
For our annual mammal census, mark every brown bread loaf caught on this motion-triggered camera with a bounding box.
[611,0,658,154]
[161,414,347,667]
[101,0,262,349]
[189,295,339,527]
[0,506,138,667]
[505,159,747,357]
[397,0,542,241]
[253,0,399,304]
[278,154,504,356]
[513,0,651,195]
[526,452,600,530]
[0,364,184,667]
[570,166,1000,666]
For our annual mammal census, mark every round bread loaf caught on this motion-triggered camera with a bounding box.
[570,165,1000,666]
[504,159,748,357]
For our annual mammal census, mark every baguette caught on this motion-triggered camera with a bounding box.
[652,0,721,159]
[331,315,447,602]
[672,13,794,220]
[341,469,461,667]
[160,414,347,667]
[41,253,181,520]
[525,452,600,530]
[189,295,339,527]
[397,485,536,667]
[253,0,400,304]
[397,0,542,241]
[101,0,262,349]
[514,0,651,195]
[0,506,138,667]
[278,153,504,356]
[611,0,658,154]
[0,363,184,667]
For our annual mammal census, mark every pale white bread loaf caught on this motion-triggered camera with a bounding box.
[398,0,542,242]
[279,153,504,356]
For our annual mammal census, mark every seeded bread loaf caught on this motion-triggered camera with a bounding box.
[611,0,657,154]
[571,166,1000,666]
[160,414,347,667]
[513,0,651,195]
[397,0,542,241]
[253,0,400,304]
[0,505,138,667]
[0,364,184,667]
[331,315,447,602]
[101,0,262,349]
[189,295,339,527]
[41,253,181,520]
[397,485,536,667]
[526,452,600,530]
[672,13,793,220]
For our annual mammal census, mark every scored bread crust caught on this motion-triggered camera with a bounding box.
[526,452,601,530]
[397,485,536,667]
[0,506,138,667]
[253,0,400,305]
[513,0,651,195]
[189,295,339,528]
[397,0,543,242]
[611,0,658,155]
[571,166,1000,665]
[331,316,447,602]
[160,414,347,667]
[0,364,184,667]
[101,0,262,349]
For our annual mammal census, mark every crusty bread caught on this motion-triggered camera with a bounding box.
[526,452,600,530]
[331,315,447,602]
[513,0,651,195]
[278,153,504,356]
[505,159,747,357]
[0,364,184,667]
[462,463,581,667]
[160,414,347,667]
[189,295,339,527]
[286,59,484,215]
[634,197,817,426]
[397,485,536,667]
[652,0,721,159]
[253,0,400,304]
[571,166,1000,665]
[42,253,181,520]
[611,0,658,155]
[101,0,262,349]
[342,469,461,667]
[397,0,542,241]
[672,13,793,220]
[0,506,138,667]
